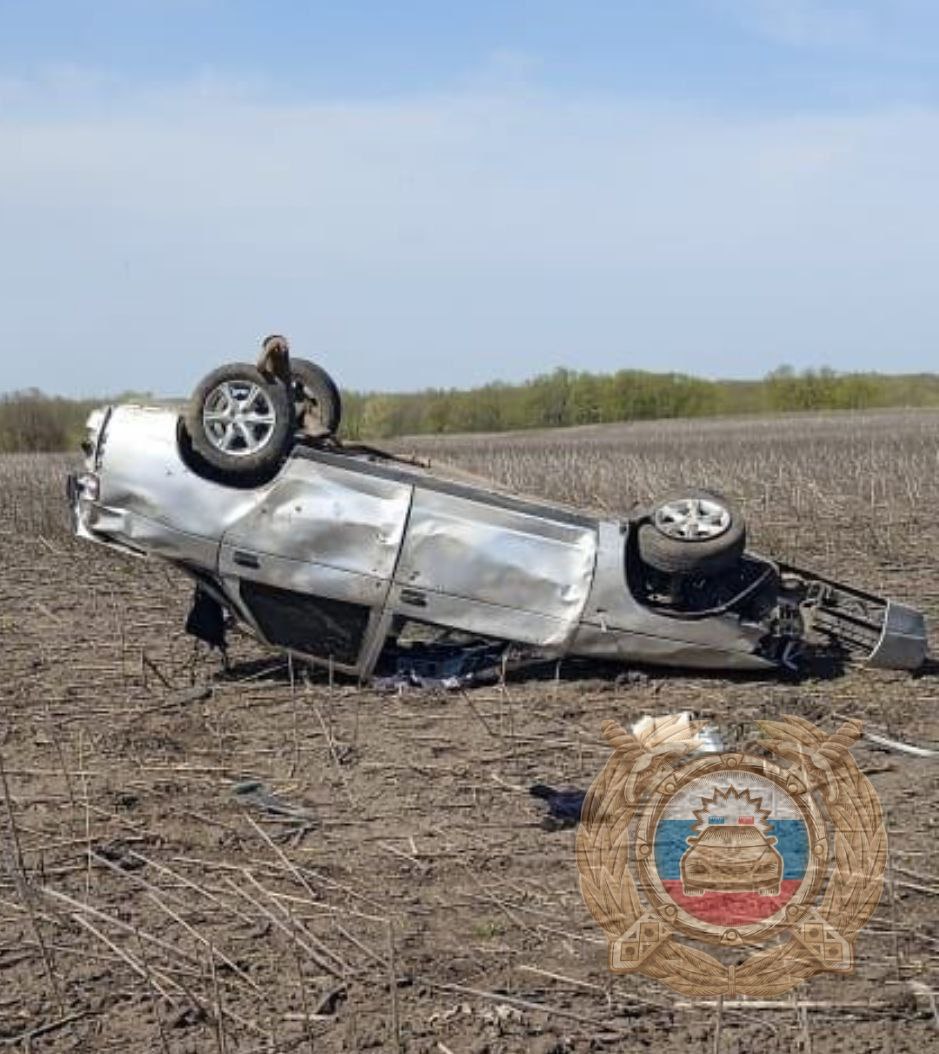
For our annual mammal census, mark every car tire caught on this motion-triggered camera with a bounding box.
[185,362,294,481]
[637,489,746,577]
[290,358,342,436]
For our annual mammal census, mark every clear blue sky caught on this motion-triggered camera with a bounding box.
[2,1,938,396]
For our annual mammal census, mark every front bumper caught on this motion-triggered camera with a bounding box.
[785,562,929,671]
[867,601,929,670]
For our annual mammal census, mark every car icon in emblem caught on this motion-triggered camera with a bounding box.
[680,824,783,897]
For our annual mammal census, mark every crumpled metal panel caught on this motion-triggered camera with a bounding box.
[219,546,389,608]
[574,521,772,666]
[96,407,267,543]
[222,458,412,579]
[570,622,775,670]
[84,503,219,567]
[395,488,597,643]
[388,582,575,648]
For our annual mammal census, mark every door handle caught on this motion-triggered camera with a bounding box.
[400,588,427,608]
[233,550,260,569]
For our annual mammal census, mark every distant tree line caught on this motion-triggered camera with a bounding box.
[2,367,939,452]
[0,389,99,453]
[340,366,939,439]
[0,388,153,453]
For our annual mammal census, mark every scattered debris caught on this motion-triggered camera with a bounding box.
[230,780,317,824]
[373,641,507,692]
[694,723,724,753]
[905,981,939,1027]
[863,729,938,758]
[614,669,649,688]
[91,839,146,871]
[313,985,348,1018]
[631,711,723,752]
[168,1005,207,1029]
[529,784,585,830]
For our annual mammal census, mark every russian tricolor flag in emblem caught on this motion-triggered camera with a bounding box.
[652,773,809,926]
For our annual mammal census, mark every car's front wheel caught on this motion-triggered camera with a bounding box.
[637,489,746,576]
[184,362,294,481]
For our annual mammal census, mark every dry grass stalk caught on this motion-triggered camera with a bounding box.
[386,918,401,1054]
[77,730,92,898]
[135,927,172,1054]
[224,872,348,980]
[42,886,201,974]
[713,992,724,1054]
[208,945,228,1054]
[72,911,176,998]
[90,848,262,993]
[0,752,65,1013]
[311,697,357,807]
[244,814,357,974]
[1,416,937,1051]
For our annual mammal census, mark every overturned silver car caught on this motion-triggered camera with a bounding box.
[68,342,928,678]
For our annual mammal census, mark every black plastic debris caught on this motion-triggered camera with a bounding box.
[529,784,586,831]
[91,839,146,871]
[230,779,317,825]
[185,586,227,652]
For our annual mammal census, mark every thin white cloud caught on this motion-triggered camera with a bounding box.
[1,75,938,395]
[711,0,873,49]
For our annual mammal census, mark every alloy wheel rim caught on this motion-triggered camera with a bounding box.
[203,381,277,457]
[653,496,731,540]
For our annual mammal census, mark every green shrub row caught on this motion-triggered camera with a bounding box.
[340,366,939,438]
[3,366,939,451]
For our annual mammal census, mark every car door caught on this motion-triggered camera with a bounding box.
[218,453,413,673]
[390,486,598,649]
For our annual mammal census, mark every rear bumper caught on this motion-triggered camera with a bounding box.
[66,472,100,544]
[66,472,79,532]
[66,471,146,557]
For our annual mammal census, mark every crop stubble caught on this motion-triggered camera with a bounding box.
[0,408,937,1052]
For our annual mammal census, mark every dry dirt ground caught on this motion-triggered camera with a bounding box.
[1,408,937,1053]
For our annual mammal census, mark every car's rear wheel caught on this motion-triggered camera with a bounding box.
[637,489,746,577]
[290,358,342,436]
[185,362,294,480]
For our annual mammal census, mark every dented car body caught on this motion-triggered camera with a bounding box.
[68,404,929,678]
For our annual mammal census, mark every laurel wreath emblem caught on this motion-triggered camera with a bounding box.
[575,714,886,997]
